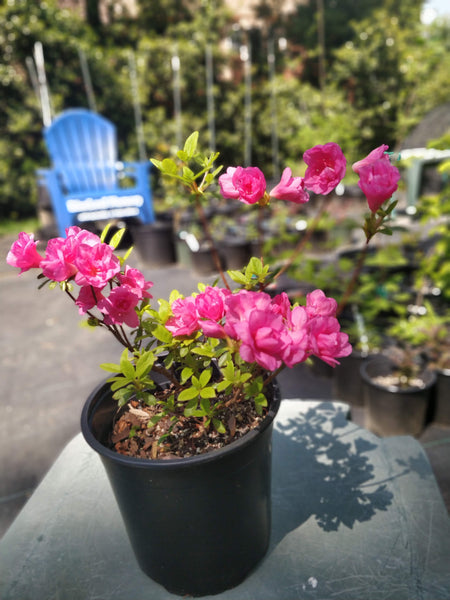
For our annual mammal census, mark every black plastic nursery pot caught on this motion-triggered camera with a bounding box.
[332,351,368,406]
[81,379,281,597]
[360,355,436,438]
[433,368,450,426]
[130,221,176,266]
[217,238,253,270]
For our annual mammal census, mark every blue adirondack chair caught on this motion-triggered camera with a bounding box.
[37,108,154,236]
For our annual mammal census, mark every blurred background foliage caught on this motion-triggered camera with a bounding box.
[0,0,449,220]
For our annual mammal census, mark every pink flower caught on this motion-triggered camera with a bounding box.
[220,166,267,205]
[98,285,140,328]
[306,289,337,317]
[40,236,79,282]
[303,143,347,195]
[281,305,309,367]
[118,266,153,299]
[195,287,228,321]
[76,286,104,315]
[237,309,287,371]
[194,287,229,338]
[352,144,389,174]
[224,290,273,340]
[65,226,101,246]
[74,242,120,288]
[6,232,43,274]
[270,292,292,319]
[308,316,352,366]
[165,297,200,337]
[218,167,239,199]
[269,168,309,204]
[355,151,401,213]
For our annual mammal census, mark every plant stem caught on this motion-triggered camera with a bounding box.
[64,288,135,351]
[336,243,369,317]
[272,195,327,284]
[194,195,231,290]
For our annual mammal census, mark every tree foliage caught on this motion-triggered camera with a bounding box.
[0,0,449,220]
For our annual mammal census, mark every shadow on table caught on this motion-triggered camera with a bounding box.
[269,402,423,547]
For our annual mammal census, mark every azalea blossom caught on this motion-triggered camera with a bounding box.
[224,290,273,340]
[6,232,42,274]
[219,166,266,205]
[305,289,337,318]
[281,305,310,368]
[303,142,347,195]
[269,168,310,204]
[118,266,153,300]
[98,285,141,328]
[76,285,104,315]
[74,242,121,288]
[165,296,201,337]
[218,167,239,199]
[308,316,352,366]
[352,144,389,174]
[40,235,79,282]
[353,148,401,213]
[236,309,288,371]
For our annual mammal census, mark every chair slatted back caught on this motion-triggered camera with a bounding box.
[44,109,118,192]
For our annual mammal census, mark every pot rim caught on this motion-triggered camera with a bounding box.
[360,355,437,394]
[81,376,281,470]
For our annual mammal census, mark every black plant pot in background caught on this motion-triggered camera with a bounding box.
[130,221,176,266]
[332,351,368,406]
[189,244,225,275]
[432,368,450,426]
[81,380,281,597]
[218,238,253,270]
[360,355,436,438]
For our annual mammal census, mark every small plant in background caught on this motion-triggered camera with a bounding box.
[7,132,401,459]
[388,301,450,373]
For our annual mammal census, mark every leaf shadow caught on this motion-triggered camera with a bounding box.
[270,402,395,547]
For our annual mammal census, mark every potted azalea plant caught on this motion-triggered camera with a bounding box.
[6,133,401,597]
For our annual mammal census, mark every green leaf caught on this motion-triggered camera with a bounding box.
[183,131,199,158]
[161,158,178,175]
[181,367,193,384]
[150,158,162,171]
[246,257,263,276]
[110,379,128,392]
[178,387,200,402]
[182,166,195,181]
[200,397,211,414]
[199,369,212,387]
[177,149,188,162]
[228,270,248,285]
[120,350,135,380]
[213,418,226,434]
[100,223,112,242]
[183,399,200,417]
[200,386,216,399]
[152,324,173,343]
[109,228,126,249]
[135,351,155,378]
[123,245,134,262]
[100,362,121,373]
[216,380,232,393]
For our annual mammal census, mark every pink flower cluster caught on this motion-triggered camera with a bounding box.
[6,227,153,328]
[219,143,399,213]
[166,287,351,371]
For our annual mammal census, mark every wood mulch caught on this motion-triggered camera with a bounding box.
[110,396,265,460]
